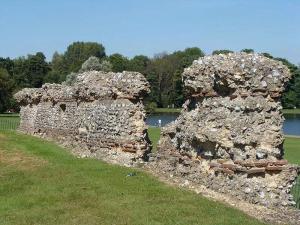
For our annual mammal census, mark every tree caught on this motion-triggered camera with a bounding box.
[80,56,102,72]
[261,52,274,59]
[63,72,78,86]
[99,60,113,72]
[12,52,50,88]
[27,52,50,87]
[144,47,204,108]
[241,48,254,53]
[128,55,149,73]
[44,71,61,84]
[108,54,129,72]
[262,52,300,108]
[0,57,14,75]
[212,49,234,55]
[49,52,68,82]
[0,68,14,112]
[63,42,106,73]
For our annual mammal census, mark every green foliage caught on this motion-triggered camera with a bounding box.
[212,49,234,55]
[63,72,78,86]
[80,56,113,73]
[99,59,113,72]
[43,71,62,84]
[0,57,14,74]
[0,42,299,113]
[49,52,68,82]
[283,67,300,108]
[0,68,14,112]
[145,102,157,113]
[263,52,300,108]
[241,48,254,53]
[0,131,266,225]
[63,42,106,73]
[261,52,274,59]
[128,55,150,73]
[144,47,204,107]
[13,52,50,88]
[80,56,102,72]
[109,53,129,72]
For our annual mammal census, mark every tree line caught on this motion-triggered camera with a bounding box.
[0,42,299,113]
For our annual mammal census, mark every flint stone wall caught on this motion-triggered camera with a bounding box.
[154,53,300,207]
[15,71,151,165]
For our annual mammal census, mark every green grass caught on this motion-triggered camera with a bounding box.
[0,131,267,225]
[0,113,20,117]
[153,108,181,113]
[148,127,161,152]
[282,108,300,114]
[284,137,300,208]
[284,137,300,164]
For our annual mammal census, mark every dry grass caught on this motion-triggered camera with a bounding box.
[0,134,47,173]
[0,149,47,172]
[0,133,7,140]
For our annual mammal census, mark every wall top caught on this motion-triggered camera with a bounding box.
[14,71,150,105]
[183,52,291,98]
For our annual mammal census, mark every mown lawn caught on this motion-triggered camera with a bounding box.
[282,108,300,115]
[153,108,181,113]
[284,137,300,208]
[284,137,300,164]
[148,127,161,152]
[0,131,268,225]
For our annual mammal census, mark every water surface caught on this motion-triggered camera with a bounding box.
[146,113,300,136]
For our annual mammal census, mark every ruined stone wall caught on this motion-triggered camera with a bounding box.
[153,53,299,207]
[15,71,151,165]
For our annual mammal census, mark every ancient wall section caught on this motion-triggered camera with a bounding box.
[15,71,151,165]
[153,53,299,207]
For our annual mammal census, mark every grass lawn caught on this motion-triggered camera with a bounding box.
[282,108,300,114]
[284,136,300,164]
[0,131,267,225]
[153,108,181,113]
[284,137,300,208]
[0,113,20,117]
[148,127,161,151]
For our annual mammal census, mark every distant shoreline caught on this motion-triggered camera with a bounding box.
[282,108,300,114]
[285,135,300,138]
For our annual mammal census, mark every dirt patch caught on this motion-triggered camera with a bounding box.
[0,148,47,172]
[0,133,7,141]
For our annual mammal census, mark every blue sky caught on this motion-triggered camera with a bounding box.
[0,0,299,63]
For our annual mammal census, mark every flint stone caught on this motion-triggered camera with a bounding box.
[154,53,300,207]
[14,71,151,165]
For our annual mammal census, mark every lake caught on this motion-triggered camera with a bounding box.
[146,113,300,136]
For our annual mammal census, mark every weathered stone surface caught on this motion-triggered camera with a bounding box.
[15,71,151,165]
[152,53,299,207]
